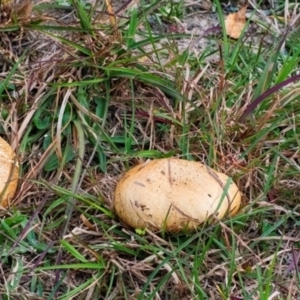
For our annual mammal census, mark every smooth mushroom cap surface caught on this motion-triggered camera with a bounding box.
[114,158,241,232]
[0,137,19,208]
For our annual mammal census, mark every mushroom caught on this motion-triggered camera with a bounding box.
[114,158,241,232]
[0,137,19,208]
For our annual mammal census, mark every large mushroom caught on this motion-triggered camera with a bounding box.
[0,137,19,208]
[114,158,241,232]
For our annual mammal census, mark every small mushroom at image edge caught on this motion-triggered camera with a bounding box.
[0,137,19,208]
[114,158,241,233]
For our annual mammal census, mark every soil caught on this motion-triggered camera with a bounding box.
[20,0,282,65]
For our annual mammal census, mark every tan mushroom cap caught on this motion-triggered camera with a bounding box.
[0,137,19,208]
[114,158,241,232]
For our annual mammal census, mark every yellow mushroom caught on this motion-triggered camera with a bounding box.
[114,158,241,232]
[0,137,19,208]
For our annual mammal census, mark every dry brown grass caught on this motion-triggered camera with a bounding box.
[0,0,300,299]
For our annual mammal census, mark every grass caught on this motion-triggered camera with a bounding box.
[0,0,300,299]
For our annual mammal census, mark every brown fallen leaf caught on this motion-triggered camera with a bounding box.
[224,5,248,39]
